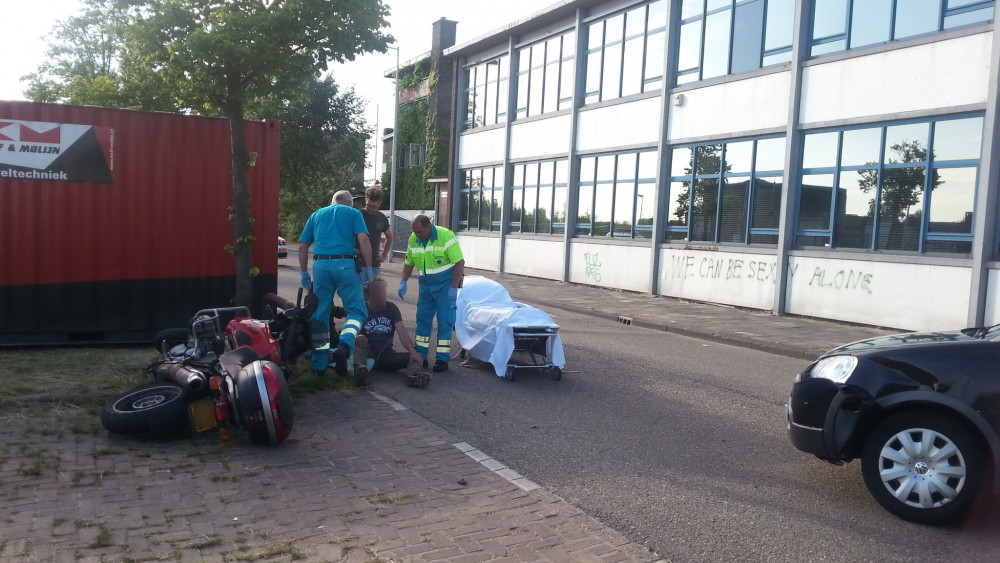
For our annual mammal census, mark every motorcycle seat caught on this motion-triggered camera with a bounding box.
[220,346,260,378]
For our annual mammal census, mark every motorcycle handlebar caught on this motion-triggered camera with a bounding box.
[263,293,295,311]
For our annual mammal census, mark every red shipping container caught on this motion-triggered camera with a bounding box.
[0,101,280,345]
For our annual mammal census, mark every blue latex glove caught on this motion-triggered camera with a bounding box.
[300,271,312,290]
[361,266,373,286]
[447,287,459,302]
[398,280,408,300]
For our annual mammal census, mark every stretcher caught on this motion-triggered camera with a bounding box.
[455,276,565,381]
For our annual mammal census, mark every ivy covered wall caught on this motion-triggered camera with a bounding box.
[381,58,449,211]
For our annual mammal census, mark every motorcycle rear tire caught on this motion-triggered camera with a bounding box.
[152,327,190,353]
[101,384,189,436]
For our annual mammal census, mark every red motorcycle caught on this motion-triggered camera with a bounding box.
[100,292,316,445]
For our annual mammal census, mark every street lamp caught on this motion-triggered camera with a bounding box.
[388,44,400,262]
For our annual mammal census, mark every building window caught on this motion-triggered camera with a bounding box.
[676,0,794,85]
[576,150,658,238]
[584,0,668,105]
[462,56,510,130]
[666,136,786,245]
[515,32,576,119]
[796,116,983,254]
[810,0,995,57]
[458,166,506,232]
[509,160,570,235]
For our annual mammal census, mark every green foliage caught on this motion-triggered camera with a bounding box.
[23,0,391,307]
[384,59,445,211]
[267,76,371,240]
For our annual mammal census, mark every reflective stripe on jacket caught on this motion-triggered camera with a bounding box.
[405,225,463,277]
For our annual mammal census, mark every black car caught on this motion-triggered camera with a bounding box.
[787,328,1000,525]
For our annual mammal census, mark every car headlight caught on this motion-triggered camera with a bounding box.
[810,355,858,384]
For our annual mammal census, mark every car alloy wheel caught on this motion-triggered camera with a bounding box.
[861,411,984,525]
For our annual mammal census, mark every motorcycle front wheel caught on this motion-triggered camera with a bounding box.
[101,384,189,436]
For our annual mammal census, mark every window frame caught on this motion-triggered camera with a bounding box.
[508,159,570,235]
[809,0,996,58]
[794,115,983,254]
[515,31,576,119]
[583,0,668,105]
[457,166,506,233]
[461,55,510,131]
[665,135,787,246]
[675,0,794,85]
[575,149,659,239]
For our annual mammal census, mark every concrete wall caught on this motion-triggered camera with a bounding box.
[510,115,572,160]
[577,96,662,152]
[456,234,501,271]
[800,32,993,125]
[785,256,971,331]
[657,248,779,310]
[982,268,1000,325]
[667,71,790,141]
[504,237,564,280]
[457,127,506,167]
[567,242,650,293]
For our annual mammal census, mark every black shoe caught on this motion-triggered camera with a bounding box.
[332,343,350,377]
[432,360,448,373]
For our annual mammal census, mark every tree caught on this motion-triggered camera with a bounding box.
[25,0,390,307]
[22,0,181,111]
[267,76,371,239]
[673,145,730,241]
[125,0,389,306]
[858,140,942,251]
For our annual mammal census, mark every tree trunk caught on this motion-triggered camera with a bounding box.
[225,93,254,308]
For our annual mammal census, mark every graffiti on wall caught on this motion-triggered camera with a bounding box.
[663,254,875,295]
[584,252,602,283]
[665,255,790,284]
[806,266,873,295]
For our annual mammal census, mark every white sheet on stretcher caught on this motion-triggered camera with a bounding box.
[455,275,566,377]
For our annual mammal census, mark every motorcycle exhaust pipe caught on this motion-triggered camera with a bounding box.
[154,363,208,393]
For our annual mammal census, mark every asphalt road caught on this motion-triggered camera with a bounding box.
[279,249,1000,562]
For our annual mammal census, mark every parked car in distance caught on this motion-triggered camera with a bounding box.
[787,327,1000,525]
[278,236,287,259]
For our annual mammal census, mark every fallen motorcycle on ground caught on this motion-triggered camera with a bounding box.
[100,292,317,446]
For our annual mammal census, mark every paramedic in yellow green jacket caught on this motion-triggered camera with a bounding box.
[398,214,465,373]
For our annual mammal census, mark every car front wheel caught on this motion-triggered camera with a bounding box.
[861,411,984,525]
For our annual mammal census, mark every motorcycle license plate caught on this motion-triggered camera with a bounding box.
[189,398,218,433]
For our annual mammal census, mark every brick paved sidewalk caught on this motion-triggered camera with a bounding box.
[0,391,661,562]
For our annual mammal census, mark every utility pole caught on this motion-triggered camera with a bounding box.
[372,103,379,186]
[388,44,400,262]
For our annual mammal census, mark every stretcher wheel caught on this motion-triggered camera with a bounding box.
[550,367,562,381]
[504,367,515,381]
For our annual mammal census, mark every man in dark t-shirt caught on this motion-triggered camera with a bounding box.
[360,187,393,274]
[354,277,430,387]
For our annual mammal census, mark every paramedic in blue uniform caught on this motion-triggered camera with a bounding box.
[299,190,373,376]
[398,214,464,373]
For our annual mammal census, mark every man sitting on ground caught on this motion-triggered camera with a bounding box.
[354,277,431,388]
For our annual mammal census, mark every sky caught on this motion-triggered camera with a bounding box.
[0,0,547,182]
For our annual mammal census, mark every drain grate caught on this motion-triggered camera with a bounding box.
[617,315,633,326]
